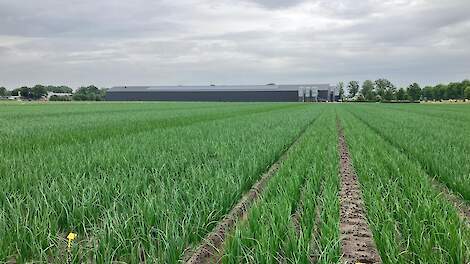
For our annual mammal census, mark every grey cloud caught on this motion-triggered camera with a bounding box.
[0,0,469,88]
[244,0,305,9]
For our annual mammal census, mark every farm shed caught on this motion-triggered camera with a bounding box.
[105,84,338,102]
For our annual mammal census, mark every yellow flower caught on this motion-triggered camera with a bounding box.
[67,232,77,241]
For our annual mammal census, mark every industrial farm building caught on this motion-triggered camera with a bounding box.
[105,84,338,102]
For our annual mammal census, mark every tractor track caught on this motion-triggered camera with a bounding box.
[337,119,382,264]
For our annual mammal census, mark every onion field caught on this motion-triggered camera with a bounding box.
[0,102,469,263]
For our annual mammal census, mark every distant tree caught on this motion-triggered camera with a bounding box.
[73,85,106,101]
[446,82,462,99]
[46,85,73,94]
[374,78,394,98]
[396,88,407,101]
[99,88,108,100]
[361,80,375,101]
[338,81,345,101]
[0,87,8,97]
[383,88,396,101]
[407,83,421,102]
[465,86,470,100]
[18,86,32,99]
[347,81,359,98]
[462,80,470,99]
[10,88,20,96]
[31,85,48,99]
[422,86,434,101]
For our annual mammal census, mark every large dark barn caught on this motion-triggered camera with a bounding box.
[105,84,337,102]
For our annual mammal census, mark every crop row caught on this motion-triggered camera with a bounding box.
[0,103,303,153]
[220,109,340,263]
[342,103,470,201]
[338,108,469,263]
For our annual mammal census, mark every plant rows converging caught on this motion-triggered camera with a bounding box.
[338,107,469,263]
[220,110,341,264]
[343,103,470,201]
[0,101,469,263]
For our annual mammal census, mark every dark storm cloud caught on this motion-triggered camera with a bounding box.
[0,0,469,88]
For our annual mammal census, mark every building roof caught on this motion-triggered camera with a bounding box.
[108,84,333,92]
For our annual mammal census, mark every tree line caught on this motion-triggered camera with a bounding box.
[338,79,470,102]
[0,85,107,101]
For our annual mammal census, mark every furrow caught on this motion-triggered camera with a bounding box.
[337,120,382,264]
[307,184,324,263]
[431,179,470,222]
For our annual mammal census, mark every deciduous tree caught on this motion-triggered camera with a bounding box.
[0,87,8,97]
[31,85,48,99]
[396,88,407,101]
[374,78,394,98]
[361,80,375,101]
[338,81,345,101]
[407,83,422,102]
[347,81,359,98]
[465,86,470,99]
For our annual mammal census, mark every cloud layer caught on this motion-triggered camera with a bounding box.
[0,0,469,88]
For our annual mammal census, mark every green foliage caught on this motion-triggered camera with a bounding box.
[49,95,72,101]
[407,82,421,101]
[396,88,408,101]
[345,104,470,200]
[347,81,359,98]
[31,85,48,99]
[17,86,32,99]
[72,85,107,101]
[1,102,469,263]
[222,110,340,263]
[338,106,469,263]
[374,78,394,98]
[361,80,375,101]
[0,87,8,97]
[46,85,73,94]
[465,86,470,99]
[421,79,469,100]
[338,82,345,101]
[382,87,396,101]
[0,102,319,262]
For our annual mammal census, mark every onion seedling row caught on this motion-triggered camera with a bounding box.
[339,109,470,263]
[221,110,340,264]
[342,104,470,201]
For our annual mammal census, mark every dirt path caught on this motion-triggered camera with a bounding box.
[337,120,382,264]
[184,117,316,264]
[431,179,470,223]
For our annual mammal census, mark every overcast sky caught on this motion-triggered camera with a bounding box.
[1,0,469,89]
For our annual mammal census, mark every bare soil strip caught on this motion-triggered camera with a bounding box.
[431,179,470,222]
[184,119,315,264]
[291,187,306,236]
[337,120,382,264]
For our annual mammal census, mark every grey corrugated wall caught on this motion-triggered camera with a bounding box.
[105,91,299,102]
